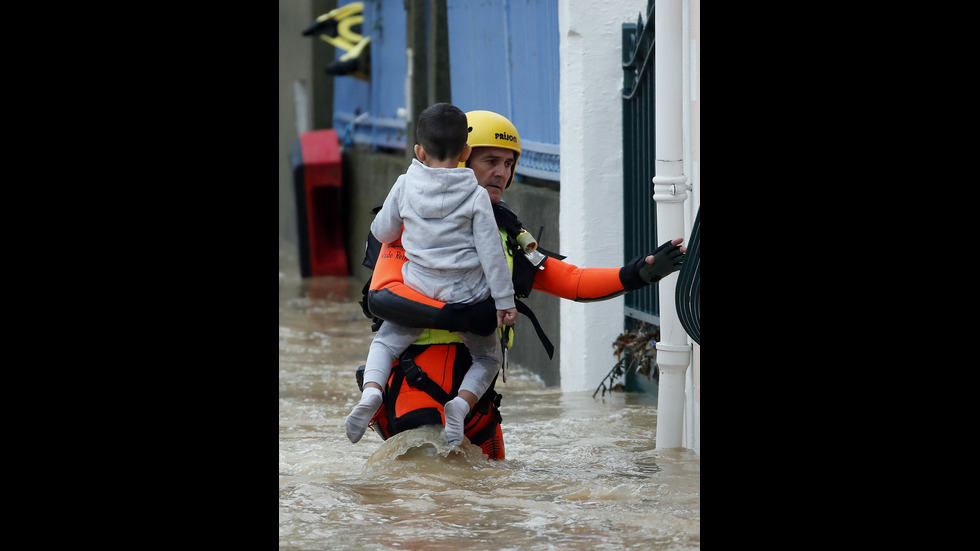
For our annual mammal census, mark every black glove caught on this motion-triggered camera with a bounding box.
[619,241,684,290]
[431,297,499,337]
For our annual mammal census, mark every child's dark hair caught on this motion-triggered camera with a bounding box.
[416,103,469,161]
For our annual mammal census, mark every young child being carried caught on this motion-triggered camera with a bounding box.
[345,102,517,447]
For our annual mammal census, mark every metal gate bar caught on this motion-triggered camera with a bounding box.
[622,0,659,325]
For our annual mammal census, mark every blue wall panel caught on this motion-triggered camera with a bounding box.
[505,0,560,145]
[446,0,512,117]
[334,0,407,150]
[448,0,560,179]
[334,0,559,179]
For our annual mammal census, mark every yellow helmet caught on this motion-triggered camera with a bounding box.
[464,110,521,188]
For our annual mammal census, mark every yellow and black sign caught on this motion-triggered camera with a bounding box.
[302,2,370,81]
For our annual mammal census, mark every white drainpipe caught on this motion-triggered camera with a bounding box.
[653,0,691,449]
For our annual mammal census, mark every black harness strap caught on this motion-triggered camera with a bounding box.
[394,349,504,443]
[515,299,555,359]
[398,354,452,405]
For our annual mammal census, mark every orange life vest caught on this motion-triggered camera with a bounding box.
[369,343,505,460]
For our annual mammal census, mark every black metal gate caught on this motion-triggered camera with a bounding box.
[622,0,659,325]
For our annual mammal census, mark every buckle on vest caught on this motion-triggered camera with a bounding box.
[398,354,453,405]
[402,358,426,388]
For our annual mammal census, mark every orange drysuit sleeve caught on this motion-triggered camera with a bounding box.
[530,256,627,302]
[370,239,627,304]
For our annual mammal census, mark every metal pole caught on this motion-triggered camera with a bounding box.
[428,0,451,105]
[405,0,428,163]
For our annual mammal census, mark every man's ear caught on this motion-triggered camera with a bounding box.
[414,144,425,162]
[458,144,472,163]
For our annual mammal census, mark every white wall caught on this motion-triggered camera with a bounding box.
[557,0,647,392]
[559,0,700,457]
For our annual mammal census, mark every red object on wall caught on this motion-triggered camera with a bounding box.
[290,129,348,277]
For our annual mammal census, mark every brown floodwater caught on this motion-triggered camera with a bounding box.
[279,248,700,550]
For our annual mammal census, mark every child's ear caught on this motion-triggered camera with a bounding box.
[414,144,425,162]
[458,144,472,163]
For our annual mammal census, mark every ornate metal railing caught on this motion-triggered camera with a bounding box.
[622,0,660,324]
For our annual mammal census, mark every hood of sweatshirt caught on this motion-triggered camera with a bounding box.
[405,158,480,219]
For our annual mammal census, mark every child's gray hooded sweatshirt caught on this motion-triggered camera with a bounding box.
[371,159,516,310]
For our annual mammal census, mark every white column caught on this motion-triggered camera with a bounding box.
[557,0,646,391]
[653,0,692,449]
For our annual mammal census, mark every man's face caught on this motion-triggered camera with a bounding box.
[468,147,516,204]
